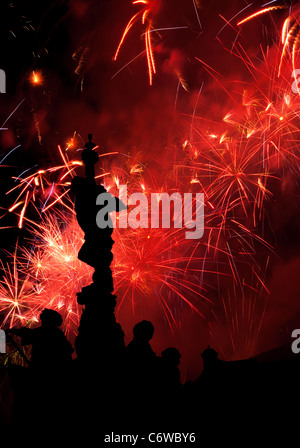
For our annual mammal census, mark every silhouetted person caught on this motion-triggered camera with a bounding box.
[6,309,74,438]
[126,320,156,364]
[160,347,181,389]
[154,347,182,424]
[6,308,73,370]
[124,321,159,426]
[201,345,220,374]
[125,321,158,390]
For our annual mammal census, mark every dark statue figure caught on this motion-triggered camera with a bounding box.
[71,135,126,365]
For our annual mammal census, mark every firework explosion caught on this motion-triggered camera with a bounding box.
[1,1,300,370]
[0,103,275,354]
[0,145,212,340]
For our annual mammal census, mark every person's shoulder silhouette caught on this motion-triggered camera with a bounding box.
[7,308,73,369]
[160,347,181,388]
[125,320,158,397]
[126,320,156,362]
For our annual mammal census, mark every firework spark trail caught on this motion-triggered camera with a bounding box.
[3,3,300,358]
[0,134,242,336]
[113,0,201,85]
[0,145,21,165]
[0,128,274,341]
[4,141,118,226]
[112,225,214,320]
[237,5,288,27]
[113,0,160,85]
[209,278,268,361]
[0,99,26,130]
[173,4,300,350]
[0,248,41,328]
[3,80,285,336]
[222,245,270,356]
[18,211,90,335]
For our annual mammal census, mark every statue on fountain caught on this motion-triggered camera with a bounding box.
[71,134,126,294]
[71,134,126,364]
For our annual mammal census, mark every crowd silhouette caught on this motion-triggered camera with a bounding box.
[6,309,73,369]
[0,135,299,444]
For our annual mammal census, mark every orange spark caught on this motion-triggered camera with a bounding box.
[237,6,287,27]
[31,71,43,86]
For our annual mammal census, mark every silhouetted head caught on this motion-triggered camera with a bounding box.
[40,308,63,328]
[133,320,154,342]
[201,345,218,360]
[201,345,219,371]
[161,347,181,366]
